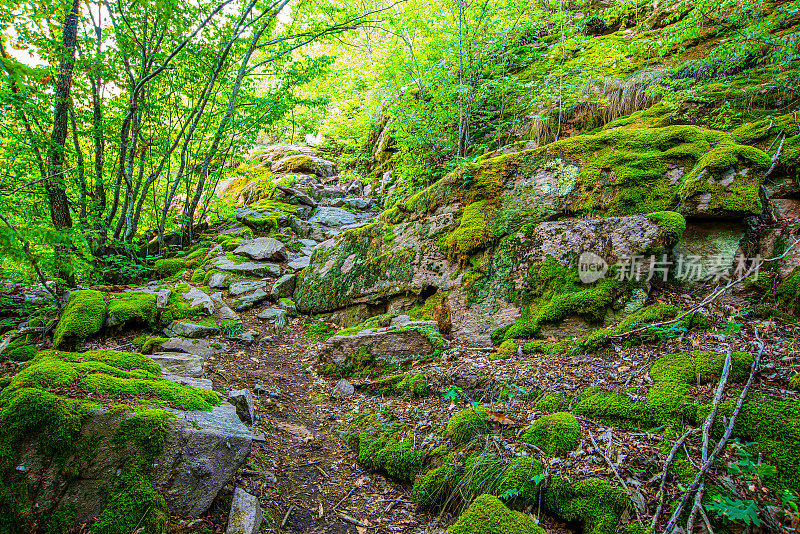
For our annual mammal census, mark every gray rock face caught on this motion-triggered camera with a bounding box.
[16,403,251,524]
[234,237,289,261]
[270,274,296,299]
[208,272,232,288]
[274,183,317,207]
[228,389,255,424]
[159,337,225,358]
[331,378,355,398]
[256,308,286,322]
[288,256,311,271]
[316,323,443,369]
[209,292,239,321]
[229,280,268,296]
[162,375,214,389]
[308,206,357,227]
[181,286,215,315]
[213,257,280,277]
[277,299,297,316]
[290,218,341,241]
[225,488,263,534]
[342,197,373,210]
[150,352,204,378]
[164,320,220,338]
[231,289,270,311]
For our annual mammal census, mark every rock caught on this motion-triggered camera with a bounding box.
[672,221,746,286]
[299,239,317,247]
[270,274,296,299]
[164,320,220,338]
[271,154,336,177]
[238,329,259,345]
[181,286,215,315]
[316,323,445,371]
[213,257,280,277]
[288,256,310,271]
[208,272,232,288]
[274,183,317,207]
[16,403,251,523]
[308,206,357,227]
[150,352,205,378]
[346,181,363,196]
[162,375,214,390]
[228,389,255,424]
[290,218,341,241]
[256,308,287,323]
[331,378,354,398]
[225,488,263,534]
[342,197,373,210]
[277,298,297,316]
[229,280,268,296]
[159,338,225,358]
[231,289,270,311]
[209,292,239,321]
[389,314,412,327]
[233,237,289,261]
[156,288,172,309]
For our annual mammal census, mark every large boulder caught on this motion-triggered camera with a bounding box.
[233,237,289,261]
[271,154,336,176]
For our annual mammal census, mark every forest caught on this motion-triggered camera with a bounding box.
[1,0,799,532]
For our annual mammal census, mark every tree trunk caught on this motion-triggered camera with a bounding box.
[46,0,81,288]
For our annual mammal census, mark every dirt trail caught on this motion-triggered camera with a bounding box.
[206,313,429,534]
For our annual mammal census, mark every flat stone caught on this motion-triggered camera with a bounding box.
[299,239,317,247]
[225,488,263,534]
[209,292,239,321]
[228,389,255,424]
[162,374,214,390]
[274,183,317,207]
[331,378,354,398]
[231,289,270,311]
[164,320,220,338]
[208,272,231,289]
[234,237,289,261]
[316,324,445,369]
[270,274,296,299]
[238,329,259,345]
[256,308,287,329]
[290,218,337,241]
[389,314,412,327]
[181,286,215,315]
[229,280,268,296]
[214,257,280,277]
[159,338,224,358]
[288,256,310,271]
[308,206,357,227]
[150,353,204,378]
[342,197,373,210]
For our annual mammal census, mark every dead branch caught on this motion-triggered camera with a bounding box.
[0,213,58,303]
[588,429,644,529]
[650,427,699,530]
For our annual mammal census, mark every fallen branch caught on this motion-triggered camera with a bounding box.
[663,329,765,534]
[0,326,47,355]
[337,512,371,528]
[650,427,700,531]
[588,429,644,529]
[765,134,785,180]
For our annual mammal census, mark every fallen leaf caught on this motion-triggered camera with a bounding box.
[486,410,516,425]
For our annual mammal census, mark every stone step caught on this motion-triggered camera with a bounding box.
[151,352,205,378]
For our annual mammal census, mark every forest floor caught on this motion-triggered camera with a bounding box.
[143,291,799,534]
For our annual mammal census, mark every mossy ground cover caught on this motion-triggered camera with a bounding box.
[53,290,107,350]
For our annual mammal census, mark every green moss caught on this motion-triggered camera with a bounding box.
[699,395,800,490]
[645,211,686,244]
[446,406,491,445]
[412,454,463,508]
[408,290,451,321]
[521,412,581,457]
[544,477,629,534]
[158,286,204,326]
[153,258,186,277]
[776,266,800,315]
[574,383,694,431]
[490,340,517,360]
[536,392,568,412]
[3,344,37,362]
[351,415,426,482]
[448,494,544,534]
[650,350,754,384]
[106,292,157,328]
[190,268,205,283]
[365,372,429,398]
[140,337,168,354]
[53,290,107,350]
[790,373,800,390]
[442,200,500,259]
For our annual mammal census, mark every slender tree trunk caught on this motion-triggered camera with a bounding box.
[69,102,87,225]
[46,0,81,288]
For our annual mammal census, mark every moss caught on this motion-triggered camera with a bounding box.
[408,290,451,321]
[153,257,186,277]
[106,292,157,328]
[352,416,426,482]
[490,340,517,360]
[650,350,754,384]
[140,337,168,354]
[447,494,544,534]
[412,454,463,508]
[442,200,500,259]
[158,286,204,326]
[544,477,629,534]
[190,268,205,283]
[446,406,491,445]
[4,344,37,362]
[790,373,800,390]
[365,372,429,398]
[536,392,568,412]
[645,211,686,244]
[698,395,800,490]
[521,412,581,457]
[53,290,107,350]
[574,383,694,431]
[776,266,800,315]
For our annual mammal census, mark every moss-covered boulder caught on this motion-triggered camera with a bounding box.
[544,477,629,534]
[106,292,157,329]
[271,153,336,176]
[446,406,491,445]
[521,412,581,457]
[53,290,107,350]
[448,494,545,534]
[650,350,754,384]
[348,414,426,482]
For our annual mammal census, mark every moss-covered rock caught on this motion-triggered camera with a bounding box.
[349,414,426,482]
[650,350,754,384]
[448,494,545,534]
[53,290,107,350]
[521,412,581,457]
[153,258,186,278]
[106,292,157,329]
[544,477,629,534]
[575,383,694,431]
[446,406,491,445]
